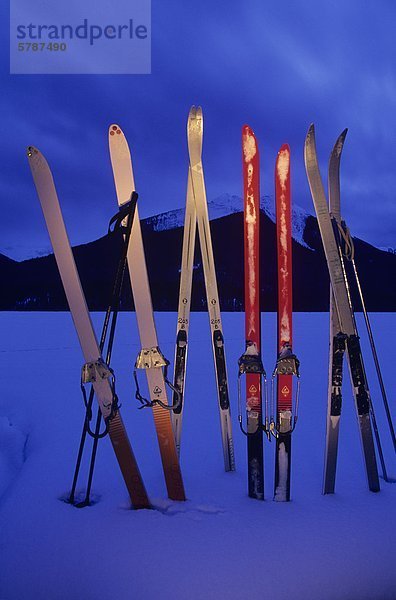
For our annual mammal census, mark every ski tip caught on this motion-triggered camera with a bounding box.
[26,145,48,170]
[242,124,256,138]
[304,124,316,150]
[335,128,348,142]
[330,128,348,160]
[109,123,123,137]
[277,142,290,155]
[188,105,203,116]
[26,145,39,158]
[276,144,290,180]
[337,128,348,145]
[242,125,258,162]
[26,145,51,176]
[187,106,203,139]
[307,123,315,137]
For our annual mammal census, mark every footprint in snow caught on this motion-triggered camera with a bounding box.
[152,498,226,518]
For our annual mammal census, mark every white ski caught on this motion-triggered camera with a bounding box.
[187,106,235,472]
[304,124,379,493]
[108,124,186,501]
[27,146,150,509]
[171,169,197,456]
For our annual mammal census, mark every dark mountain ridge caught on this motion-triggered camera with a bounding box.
[1,210,395,311]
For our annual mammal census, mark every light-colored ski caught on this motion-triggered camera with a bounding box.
[171,169,197,456]
[108,124,186,501]
[327,128,389,488]
[187,106,235,472]
[323,129,348,494]
[304,124,379,493]
[27,146,150,509]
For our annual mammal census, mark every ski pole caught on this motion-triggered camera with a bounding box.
[69,194,137,506]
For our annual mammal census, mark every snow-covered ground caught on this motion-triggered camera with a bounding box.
[0,312,395,600]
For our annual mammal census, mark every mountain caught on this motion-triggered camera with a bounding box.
[0,195,395,311]
[146,193,313,250]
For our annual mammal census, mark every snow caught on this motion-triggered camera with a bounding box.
[1,194,313,260]
[378,246,396,254]
[145,192,314,250]
[0,311,395,600]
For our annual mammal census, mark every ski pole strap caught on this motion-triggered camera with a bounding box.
[333,218,354,262]
[108,191,138,234]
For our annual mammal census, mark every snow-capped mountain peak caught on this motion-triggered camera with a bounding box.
[144,193,313,249]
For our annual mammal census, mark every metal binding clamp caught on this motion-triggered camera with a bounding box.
[133,347,181,411]
[81,358,113,384]
[270,343,301,437]
[135,346,169,370]
[237,341,268,437]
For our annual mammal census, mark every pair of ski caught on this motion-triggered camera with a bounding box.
[238,126,300,501]
[305,124,395,493]
[28,126,186,510]
[172,106,235,472]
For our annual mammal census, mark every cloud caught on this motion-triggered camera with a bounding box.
[1,0,395,260]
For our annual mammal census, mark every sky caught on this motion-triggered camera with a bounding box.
[1,0,395,260]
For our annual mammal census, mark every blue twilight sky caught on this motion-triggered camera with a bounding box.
[1,0,395,260]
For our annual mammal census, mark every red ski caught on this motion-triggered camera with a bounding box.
[238,125,265,500]
[273,144,300,502]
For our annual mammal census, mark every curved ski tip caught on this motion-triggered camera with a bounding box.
[242,125,258,162]
[330,128,349,159]
[242,124,256,138]
[188,106,203,133]
[26,145,39,158]
[333,128,348,144]
[276,144,290,178]
[278,142,290,154]
[305,123,316,145]
[109,123,122,137]
[339,128,348,141]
